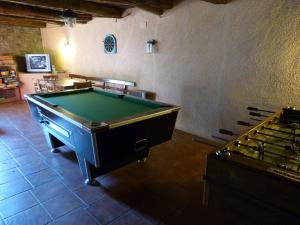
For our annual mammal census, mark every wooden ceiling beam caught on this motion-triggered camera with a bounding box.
[87,0,173,9]
[87,0,172,15]
[87,0,132,7]
[128,0,173,9]
[1,14,66,26]
[202,0,232,4]
[0,15,46,27]
[2,0,124,18]
[130,0,173,15]
[136,5,164,15]
[0,1,92,23]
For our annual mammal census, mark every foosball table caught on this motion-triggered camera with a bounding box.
[204,107,300,225]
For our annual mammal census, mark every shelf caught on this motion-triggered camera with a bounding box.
[0,86,21,103]
[0,86,20,90]
[0,97,20,104]
[0,55,21,103]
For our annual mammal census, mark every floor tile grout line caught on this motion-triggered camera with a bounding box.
[16,166,55,222]
[1,102,208,225]
[0,161,19,175]
[84,207,103,225]
[105,207,132,225]
[49,205,100,224]
[59,175,120,225]
[0,181,40,220]
[0,136,46,173]
[130,209,157,225]
[0,121,43,152]
[0,112,77,175]
[1,203,41,224]
[0,179,32,202]
[3,149,49,184]
[28,174,93,222]
[0,169,23,186]
[0,135,32,149]
[8,144,73,179]
[63,182,88,207]
[32,177,88,223]
[19,168,61,189]
[55,174,104,224]
[0,124,23,137]
[43,195,83,222]
[71,188,106,224]
[1,114,101,223]
[20,132,44,150]
[29,189,55,222]
[13,145,63,178]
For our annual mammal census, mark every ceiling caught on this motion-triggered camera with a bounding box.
[0,0,232,28]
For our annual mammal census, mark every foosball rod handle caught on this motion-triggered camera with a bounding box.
[237,121,254,127]
[249,112,268,117]
[211,136,229,142]
[247,107,275,114]
[219,129,237,136]
[250,117,262,122]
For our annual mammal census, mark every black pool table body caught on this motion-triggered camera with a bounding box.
[26,88,180,185]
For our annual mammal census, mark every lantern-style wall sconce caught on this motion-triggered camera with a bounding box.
[61,41,75,59]
[146,40,157,54]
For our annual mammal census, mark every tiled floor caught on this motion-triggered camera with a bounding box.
[0,101,220,225]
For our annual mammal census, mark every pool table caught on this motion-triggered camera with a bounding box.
[26,88,180,185]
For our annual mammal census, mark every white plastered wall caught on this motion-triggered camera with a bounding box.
[41,0,300,140]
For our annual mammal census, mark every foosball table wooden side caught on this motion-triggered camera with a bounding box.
[203,151,300,225]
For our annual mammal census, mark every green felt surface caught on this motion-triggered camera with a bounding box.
[38,90,161,122]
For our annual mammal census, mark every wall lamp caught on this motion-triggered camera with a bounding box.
[146,39,157,54]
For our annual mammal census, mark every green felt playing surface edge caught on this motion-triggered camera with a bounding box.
[37,89,161,123]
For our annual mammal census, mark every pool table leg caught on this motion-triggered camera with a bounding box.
[84,178,98,186]
[76,152,99,186]
[83,159,99,186]
[51,148,60,153]
[138,157,147,163]
[43,131,64,153]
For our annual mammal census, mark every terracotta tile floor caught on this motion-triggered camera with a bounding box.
[0,101,220,225]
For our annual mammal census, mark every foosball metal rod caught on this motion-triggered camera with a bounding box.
[249,112,269,118]
[219,129,237,136]
[262,127,299,136]
[237,121,254,127]
[236,142,298,161]
[250,118,262,122]
[211,136,229,142]
[238,121,299,141]
[254,131,294,143]
[246,136,295,153]
[238,120,297,135]
[279,118,300,126]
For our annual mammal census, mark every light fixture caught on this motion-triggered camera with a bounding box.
[62,9,77,28]
[146,40,157,54]
[62,41,74,59]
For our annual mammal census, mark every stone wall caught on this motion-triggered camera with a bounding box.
[0,25,44,71]
[0,25,44,55]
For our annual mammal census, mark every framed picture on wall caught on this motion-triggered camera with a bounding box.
[25,54,51,73]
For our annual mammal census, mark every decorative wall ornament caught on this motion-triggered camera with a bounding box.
[103,34,117,54]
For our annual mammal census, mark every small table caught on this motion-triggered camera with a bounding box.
[50,78,85,90]
[25,88,180,185]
